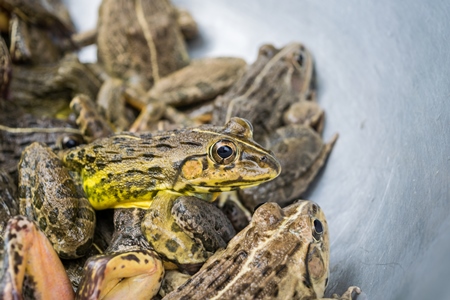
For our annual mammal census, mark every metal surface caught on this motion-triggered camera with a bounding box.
[66,0,450,298]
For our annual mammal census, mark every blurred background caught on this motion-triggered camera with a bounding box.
[64,1,450,299]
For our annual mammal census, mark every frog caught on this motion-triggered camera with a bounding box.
[94,0,189,130]
[211,43,336,219]
[2,116,280,299]
[0,0,76,64]
[0,35,12,99]
[0,215,76,299]
[73,117,279,298]
[163,200,361,300]
[129,56,247,132]
[9,53,102,114]
[95,0,247,131]
[212,43,323,141]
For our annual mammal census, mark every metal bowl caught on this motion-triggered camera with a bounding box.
[67,0,450,298]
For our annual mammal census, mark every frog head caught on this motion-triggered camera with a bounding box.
[175,117,281,194]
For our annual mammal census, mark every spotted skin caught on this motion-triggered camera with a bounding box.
[0,171,19,243]
[18,143,95,259]
[239,125,338,210]
[0,216,74,300]
[76,250,164,300]
[164,201,334,300]
[63,117,280,210]
[11,117,280,298]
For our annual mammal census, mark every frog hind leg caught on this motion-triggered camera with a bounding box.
[75,250,164,300]
[171,196,236,252]
[0,216,74,300]
[18,142,96,259]
[141,193,211,272]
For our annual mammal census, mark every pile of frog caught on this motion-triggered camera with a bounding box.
[0,0,361,299]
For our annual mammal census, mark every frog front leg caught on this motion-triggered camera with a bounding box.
[18,142,96,259]
[95,77,139,132]
[283,99,325,134]
[0,216,74,300]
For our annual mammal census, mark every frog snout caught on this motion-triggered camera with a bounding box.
[260,154,282,177]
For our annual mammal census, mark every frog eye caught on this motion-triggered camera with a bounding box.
[210,139,237,164]
[296,53,304,66]
[312,219,324,240]
[258,44,277,58]
[59,135,84,149]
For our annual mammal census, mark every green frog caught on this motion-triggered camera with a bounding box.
[164,200,361,300]
[1,116,280,299]
[212,43,336,220]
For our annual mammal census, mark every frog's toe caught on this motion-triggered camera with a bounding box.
[0,216,74,300]
[331,286,362,300]
[76,250,164,300]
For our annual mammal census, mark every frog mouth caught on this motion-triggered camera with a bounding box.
[192,176,276,191]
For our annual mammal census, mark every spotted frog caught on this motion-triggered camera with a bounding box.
[164,200,361,300]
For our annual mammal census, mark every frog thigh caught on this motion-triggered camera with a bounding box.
[141,193,211,269]
[76,250,164,300]
[172,196,236,251]
[18,142,95,259]
[0,216,74,300]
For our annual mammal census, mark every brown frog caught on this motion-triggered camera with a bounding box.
[164,200,361,300]
[212,43,336,217]
[95,0,246,131]
[9,54,102,114]
[0,0,76,64]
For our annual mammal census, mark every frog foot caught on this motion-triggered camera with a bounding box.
[330,286,362,300]
[76,250,164,300]
[0,216,74,300]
